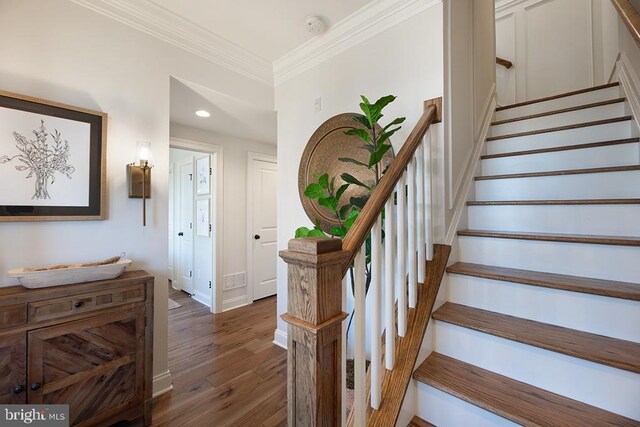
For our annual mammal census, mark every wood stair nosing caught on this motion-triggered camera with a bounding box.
[432,302,640,374]
[486,116,633,142]
[408,416,436,427]
[496,82,620,112]
[413,352,640,427]
[480,137,640,160]
[491,97,626,126]
[457,229,640,247]
[446,262,640,301]
[475,164,640,181]
[467,199,640,206]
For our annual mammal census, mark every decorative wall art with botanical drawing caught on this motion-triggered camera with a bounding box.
[0,91,107,221]
[196,156,210,196]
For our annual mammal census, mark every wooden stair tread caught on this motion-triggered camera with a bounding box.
[408,416,436,427]
[486,116,633,141]
[475,165,640,181]
[457,229,640,246]
[413,352,640,427]
[492,98,626,126]
[496,82,620,112]
[432,303,640,373]
[481,138,639,160]
[446,262,640,301]
[468,199,640,206]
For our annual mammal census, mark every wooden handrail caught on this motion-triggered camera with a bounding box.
[341,97,442,273]
[611,0,640,48]
[496,56,513,69]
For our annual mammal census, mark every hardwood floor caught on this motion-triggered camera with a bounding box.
[119,285,287,427]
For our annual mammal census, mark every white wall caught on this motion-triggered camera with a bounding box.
[170,124,276,311]
[495,0,620,105]
[274,3,444,344]
[0,0,273,394]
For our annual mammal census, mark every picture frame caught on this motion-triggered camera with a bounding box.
[0,90,107,222]
[196,199,210,237]
[196,155,210,195]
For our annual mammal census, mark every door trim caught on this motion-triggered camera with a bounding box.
[246,152,278,302]
[170,137,224,314]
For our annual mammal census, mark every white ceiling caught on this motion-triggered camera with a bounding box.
[149,0,373,61]
[170,77,277,144]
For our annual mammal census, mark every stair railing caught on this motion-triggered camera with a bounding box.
[280,97,442,427]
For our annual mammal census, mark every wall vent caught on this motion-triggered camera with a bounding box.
[223,272,246,290]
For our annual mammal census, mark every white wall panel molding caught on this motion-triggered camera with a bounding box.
[70,0,273,85]
[618,53,640,132]
[273,0,442,85]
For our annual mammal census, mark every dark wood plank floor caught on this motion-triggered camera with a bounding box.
[120,285,287,427]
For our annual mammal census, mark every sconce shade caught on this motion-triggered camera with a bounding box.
[135,140,152,165]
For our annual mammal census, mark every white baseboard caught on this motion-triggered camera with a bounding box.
[273,328,288,350]
[222,295,250,312]
[152,370,173,398]
[445,91,497,244]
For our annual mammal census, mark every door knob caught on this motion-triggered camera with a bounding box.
[254,234,261,240]
[30,383,41,391]
[178,232,184,236]
[74,301,84,308]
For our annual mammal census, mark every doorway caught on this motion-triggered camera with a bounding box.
[168,140,223,311]
[247,153,278,301]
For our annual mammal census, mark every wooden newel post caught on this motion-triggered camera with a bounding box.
[280,237,350,427]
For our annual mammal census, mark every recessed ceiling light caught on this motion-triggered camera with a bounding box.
[195,110,210,118]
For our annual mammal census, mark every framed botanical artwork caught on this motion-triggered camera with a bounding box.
[0,90,107,221]
[196,155,210,196]
[196,199,209,237]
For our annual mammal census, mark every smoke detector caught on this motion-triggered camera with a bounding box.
[305,16,327,35]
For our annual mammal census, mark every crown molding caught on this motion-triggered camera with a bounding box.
[70,0,273,85]
[273,0,442,86]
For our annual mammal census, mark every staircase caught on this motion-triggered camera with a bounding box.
[411,82,640,426]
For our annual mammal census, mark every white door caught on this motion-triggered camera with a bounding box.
[177,158,194,294]
[249,156,277,300]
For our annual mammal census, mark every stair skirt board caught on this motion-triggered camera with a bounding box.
[458,235,640,283]
[490,101,626,137]
[467,204,640,236]
[495,84,622,121]
[486,121,636,155]
[481,142,640,175]
[475,169,640,200]
[433,323,640,420]
[446,274,640,342]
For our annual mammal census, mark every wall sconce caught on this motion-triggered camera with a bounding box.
[128,140,153,226]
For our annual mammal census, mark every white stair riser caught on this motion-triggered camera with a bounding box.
[491,102,626,137]
[468,204,640,235]
[496,86,622,121]
[475,170,640,201]
[458,236,640,282]
[434,322,640,420]
[486,121,636,155]
[414,382,519,427]
[447,274,640,342]
[481,143,639,175]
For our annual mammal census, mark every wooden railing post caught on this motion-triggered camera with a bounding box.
[280,237,350,427]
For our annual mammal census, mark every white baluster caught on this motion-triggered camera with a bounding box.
[354,245,366,427]
[396,176,407,337]
[416,143,426,284]
[407,158,417,308]
[384,197,395,370]
[341,275,347,427]
[370,218,382,409]
[424,131,433,261]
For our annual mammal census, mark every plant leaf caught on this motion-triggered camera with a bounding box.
[344,209,360,229]
[330,227,347,237]
[350,196,368,209]
[344,128,371,144]
[304,183,325,199]
[341,173,370,190]
[0,155,10,163]
[318,196,338,211]
[368,143,392,167]
[335,184,349,202]
[382,117,406,132]
[351,114,371,129]
[318,173,329,189]
[308,228,328,237]
[330,176,336,192]
[15,165,28,171]
[377,126,401,146]
[338,157,368,168]
[339,204,352,220]
[369,95,396,124]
